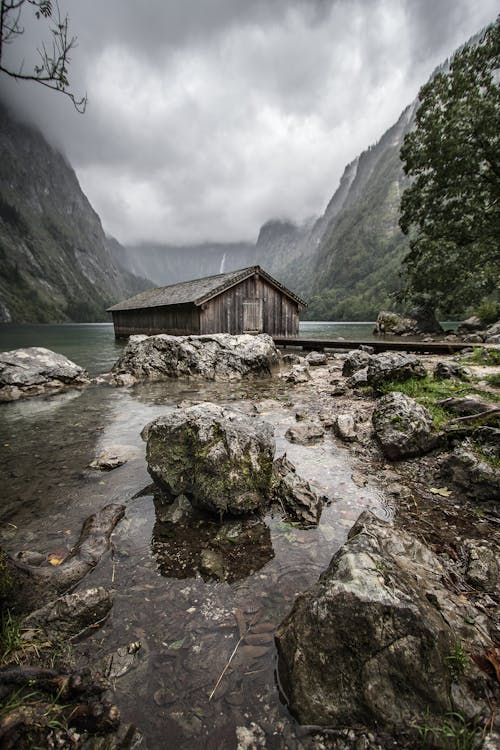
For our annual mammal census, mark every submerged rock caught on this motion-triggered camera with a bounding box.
[146,402,275,515]
[372,392,438,459]
[271,456,323,526]
[88,450,127,471]
[275,511,491,732]
[22,587,113,642]
[111,332,279,383]
[0,347,88,402]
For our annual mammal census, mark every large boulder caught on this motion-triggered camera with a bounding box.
[372,391,438,459]
[146,403,275,515]
[111,333,279,383]
[366,352,426,391]
[342,349,372,377]
[0,347,88,402]
[275,512,491,732]
[373,311,417,336]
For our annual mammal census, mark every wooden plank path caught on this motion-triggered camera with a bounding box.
[272,336,481,355]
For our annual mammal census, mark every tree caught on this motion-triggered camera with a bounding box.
[399,20,499,313]
[0,0,86,112]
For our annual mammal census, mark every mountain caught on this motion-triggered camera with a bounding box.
[0,102,149,323]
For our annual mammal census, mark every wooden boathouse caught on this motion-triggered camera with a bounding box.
[107,266,307,338]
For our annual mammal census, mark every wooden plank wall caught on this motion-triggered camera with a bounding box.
[199,274,299,336]
[112,303,200,337]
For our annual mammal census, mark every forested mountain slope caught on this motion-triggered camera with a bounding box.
[0,102,148,323]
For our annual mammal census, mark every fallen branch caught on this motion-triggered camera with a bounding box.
[444,408,500,428]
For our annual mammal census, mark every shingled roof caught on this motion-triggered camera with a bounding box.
[107,266,307,312]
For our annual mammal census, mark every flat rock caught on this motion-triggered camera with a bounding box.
[285,422,325,445]
[146,403,275,515]
[88,450,127,471]
[275,511,491,731]
[0,347,88,402]
[372,391,438,459]
[111,333,279,382]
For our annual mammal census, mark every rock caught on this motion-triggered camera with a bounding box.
[342,350,372,377]
[154,494,194,524]
[111,333,279,383]
[281,353,302,365]
[366,352,426,390]
[437,397,493,416]
[485,333,500,344]
[440,445,500,502]
[199,549,226,580]
[22,587,113,641]
[333,414,357,442]
[433,361,470,381]
[271,456,323,526]
[485,321,500,338]
[0,347,88,402]
[359,345,375,355]
[98,641,142,680]
[457,316,483,334]
[275,511,491,732]
[285,422,325,445]
[372,392,438,460]
[373,311,417,336]
[14,550,46,566]
[306,351,327,366]
[464,541,499,593]
[146,403,275,515]
[347,367,369,389]
[463,333,485,343]
[284,363,311,384]
[88,450,127,471]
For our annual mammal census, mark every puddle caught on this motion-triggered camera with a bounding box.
[0,376,391,748]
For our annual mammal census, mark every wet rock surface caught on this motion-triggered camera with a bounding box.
[111,332,279,383]
[276,511,492,734]
[0,347,88,402]
[372,391,438,459]
[22,587,113,642]
[271,456,324,526]
[146,402,275,515]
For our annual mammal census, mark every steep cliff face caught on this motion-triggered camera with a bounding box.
[0,103,148,323]
[304,101,418,319]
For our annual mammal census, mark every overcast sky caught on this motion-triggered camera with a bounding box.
[0,0,497,245]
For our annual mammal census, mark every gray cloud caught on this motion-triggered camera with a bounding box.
[0,0,497,244]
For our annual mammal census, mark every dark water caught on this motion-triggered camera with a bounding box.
[0,325,393,748]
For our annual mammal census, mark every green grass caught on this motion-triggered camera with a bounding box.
[461,348,500,366]
[0,610,24,663]
[483,372,500,388]
[417,712,478,750]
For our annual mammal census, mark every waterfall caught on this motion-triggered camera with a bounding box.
[219,252,226,273]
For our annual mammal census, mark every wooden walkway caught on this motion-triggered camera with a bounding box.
[272,336,480,355]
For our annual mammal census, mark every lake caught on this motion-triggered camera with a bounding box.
[0,321,377,376]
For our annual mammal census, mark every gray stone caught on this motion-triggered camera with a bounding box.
[15,550,46,566]
[359,345,375,355]
[457,316,483,334]
[0,347,88,402]
[462,334,485,343]
[485,334,500,344]
[366,352,426,390]
[281,353,302,365]
[146,403,275,515]
[485,321,500,337]
[22,587,113,641]
[199,549,226,581]
[284,363,311,384]
[373,311,417,336]
[372,392,438,460]
[347,367,369,389]
[111,333,279,383]
[433,361,470,381]
[275,512,491,731]
[285,422,325,445]
[88,450,127,471]
[342,350,372,377]
[272,456,323,526]
[333,414,357,442]
[440,445,500,502]
[464,540,499,593]
[306,351,328,366]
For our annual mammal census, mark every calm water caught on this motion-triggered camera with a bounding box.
[0,321,378,376]
[0,323,392,748]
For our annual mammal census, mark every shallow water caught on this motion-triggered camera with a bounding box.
[0,334,393,748]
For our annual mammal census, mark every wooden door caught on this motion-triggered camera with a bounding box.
[243,299,264,333]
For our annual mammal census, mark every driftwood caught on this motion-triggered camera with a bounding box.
[0,665,102,700]
[436,397,493,416]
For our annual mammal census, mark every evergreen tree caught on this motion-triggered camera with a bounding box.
[399,20,499,313]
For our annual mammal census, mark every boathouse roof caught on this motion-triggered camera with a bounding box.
[107,266,307,312]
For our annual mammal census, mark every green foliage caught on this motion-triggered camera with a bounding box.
[417,712,478,750]
[461,347,500,366]
[445,642,468,680]
[400,21,500,313]
[0,610,23,663]
[475,300,500,325]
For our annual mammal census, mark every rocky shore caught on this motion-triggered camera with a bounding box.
[0,333,498,749]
